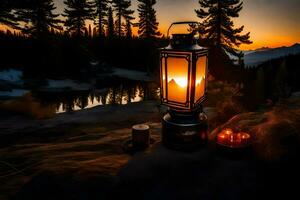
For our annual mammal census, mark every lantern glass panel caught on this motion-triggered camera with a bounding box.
[166,57,189,103]
[161,57,167,99]
[194,56,207,103]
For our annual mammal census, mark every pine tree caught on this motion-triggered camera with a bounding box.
[253,67,265,105]
[0,0,18,28]
[88,23,92,37]
[137,0,161,39]
[16,0,61,37]
[63,0,94,36]
[112,0,134,37]
[106,6,115,37]
[94,0,109,36]
[125,19,132,38]
[274,60,290,97]
[84,27,89,37]
[195,0,252,57]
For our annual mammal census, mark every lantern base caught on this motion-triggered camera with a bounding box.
[162,111,208,151]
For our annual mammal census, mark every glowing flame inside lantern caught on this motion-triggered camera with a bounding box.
[161,55,207,105]
[169,77,188,88]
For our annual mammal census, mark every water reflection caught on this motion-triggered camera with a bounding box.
[34,81,159,114]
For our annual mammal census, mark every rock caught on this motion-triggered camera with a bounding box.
[1,94,300,199]
[210,97,300,160]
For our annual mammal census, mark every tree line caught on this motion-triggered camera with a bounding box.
[0,0,255,82]
[0,0,164,79]
[3,0,295,111]
[0,0,161,39]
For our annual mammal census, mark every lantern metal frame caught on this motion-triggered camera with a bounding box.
[159,21,209,151]
[160,50,208,112]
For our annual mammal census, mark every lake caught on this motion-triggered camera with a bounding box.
[31,79,160,114]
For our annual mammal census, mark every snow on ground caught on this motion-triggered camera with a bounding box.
[0,69,23,83]
[46,79,91,90]
[112,67,153,81]
[0,89,29,97]
[228,43,300,67]
[244,43,300,66]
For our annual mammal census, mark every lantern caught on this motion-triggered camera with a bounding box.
[160,22,209,150]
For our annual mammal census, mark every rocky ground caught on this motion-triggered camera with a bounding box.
[0,96,300,200]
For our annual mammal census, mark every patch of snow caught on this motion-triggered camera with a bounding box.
[0,89,29,97]
[90,61,99,66]
[46,79,91,90]
[244,43,300,67]
[291,91,300,98]
[112,67,152,81]
[0,69,23,82]
[227,44,300,67]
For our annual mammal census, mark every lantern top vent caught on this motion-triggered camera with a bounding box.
[162,21,208,51]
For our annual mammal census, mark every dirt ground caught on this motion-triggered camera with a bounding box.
[0,99,299,200]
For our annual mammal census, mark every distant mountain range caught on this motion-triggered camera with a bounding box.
[243,43,300,66]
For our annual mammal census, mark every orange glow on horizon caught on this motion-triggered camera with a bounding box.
[161,55,206,104]
[169,77,187,88]
[1,23,298,51]
[2,0,300,52]
[166,57,189,103]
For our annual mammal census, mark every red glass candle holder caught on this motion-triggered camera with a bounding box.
[217,128,251,148]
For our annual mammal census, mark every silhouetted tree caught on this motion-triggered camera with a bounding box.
[125,19,132,38]
[94,0,109,36]
[63,0,94,36]
[0,0,18,28]
[253,67,265,104]
[84,27,89,36]
[88,23,92,37]
[112,0,134,37]
[137,0,161,39]
[106,6,115,37]
[16,0,61,37]
[274,60,290,97]
[195,0,252,57]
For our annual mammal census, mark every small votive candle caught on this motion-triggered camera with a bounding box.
[217,128,251,148]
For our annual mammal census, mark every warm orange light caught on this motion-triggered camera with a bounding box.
[161,55,207,104]
[195,56,206,102]
[165,57,189,103]
[167,77,187,103]
[225,128,233,135]
[170,77,188,88]
[217,129,251,148]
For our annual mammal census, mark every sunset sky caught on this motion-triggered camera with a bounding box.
[1,0,299,50]
[54,0,300,50]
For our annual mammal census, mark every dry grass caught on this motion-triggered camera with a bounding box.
[205,81,246,129]
[210,97,300,160]
[0,94,56,119]
[0,122,161,199]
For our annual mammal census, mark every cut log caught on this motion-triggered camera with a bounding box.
[132,124,150,149]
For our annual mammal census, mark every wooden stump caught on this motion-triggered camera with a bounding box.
[132,124,150,149]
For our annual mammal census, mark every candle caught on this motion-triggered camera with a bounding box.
[132,124,150,149]
[217,128,251,148]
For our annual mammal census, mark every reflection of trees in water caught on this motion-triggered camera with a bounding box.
[36,80,160,113]
[76,95,89,109]
[89,93,95,104]
[122,83,137,103]
[105,81,145,105]
[100,92,107,105]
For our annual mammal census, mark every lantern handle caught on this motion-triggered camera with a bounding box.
[167,21,200,37]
